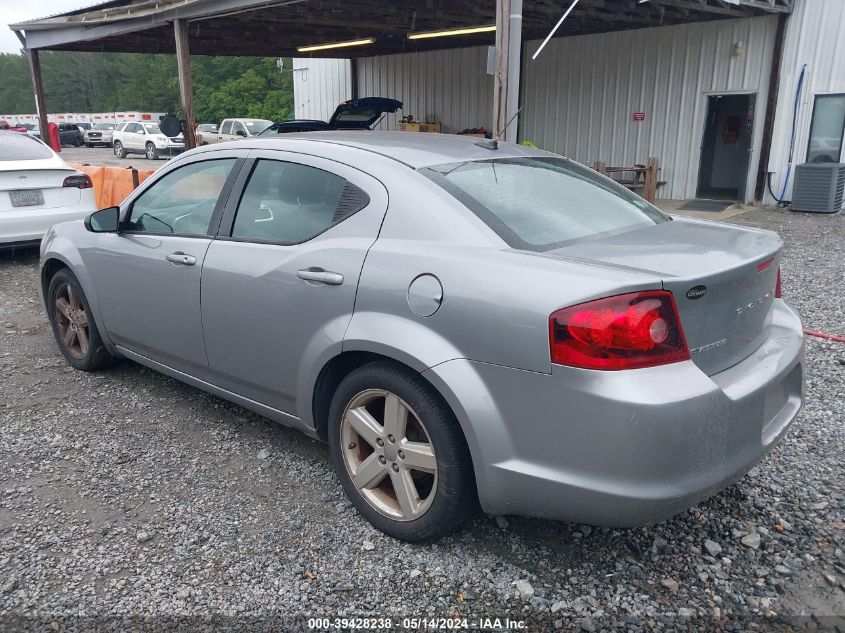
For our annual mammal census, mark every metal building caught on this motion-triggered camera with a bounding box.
[294,0,842,205]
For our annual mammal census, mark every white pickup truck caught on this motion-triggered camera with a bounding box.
[199,118,272,145]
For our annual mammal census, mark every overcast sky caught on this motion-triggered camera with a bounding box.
[1,0,96,54]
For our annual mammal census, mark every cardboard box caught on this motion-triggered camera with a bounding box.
[396,121,441,133]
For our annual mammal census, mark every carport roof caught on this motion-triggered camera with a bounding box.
[12,0,792,57]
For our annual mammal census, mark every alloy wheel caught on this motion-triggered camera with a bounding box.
[340,389,437,521]
[54,281,89,360]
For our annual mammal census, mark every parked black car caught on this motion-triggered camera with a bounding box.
[258,97,402,135]
[58,123,84,147]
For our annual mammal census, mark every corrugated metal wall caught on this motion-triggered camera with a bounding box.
[292,58,352,121]
[765,0,845,204]
[355,47,493,134]
[521,15,778,201]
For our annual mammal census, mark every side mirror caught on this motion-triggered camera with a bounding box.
[85,207,120,233]
[235,129,246,137]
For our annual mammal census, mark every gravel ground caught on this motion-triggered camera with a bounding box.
[0,206,842,632]
[60,146,174,168]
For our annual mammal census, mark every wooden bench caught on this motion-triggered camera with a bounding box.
[592,157,661,203]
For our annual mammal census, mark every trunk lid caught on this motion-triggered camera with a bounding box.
[0,168,80,212]
[328,97,403,129]
[545,217,782,375]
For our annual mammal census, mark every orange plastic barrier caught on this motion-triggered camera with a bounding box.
[68,163,156,208]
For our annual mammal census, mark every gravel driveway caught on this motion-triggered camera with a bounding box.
[1,207,842,631]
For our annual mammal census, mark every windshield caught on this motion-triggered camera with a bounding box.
[245,119,272,131]
[0,131,53,160]
[143,124,162,134]
[94,123,114,130]
[422,157,667,251]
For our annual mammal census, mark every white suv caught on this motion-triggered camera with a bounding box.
[112,122,185,160]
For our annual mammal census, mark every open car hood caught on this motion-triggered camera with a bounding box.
[327,97,403,129]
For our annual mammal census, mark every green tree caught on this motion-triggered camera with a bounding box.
[0,51,294,124]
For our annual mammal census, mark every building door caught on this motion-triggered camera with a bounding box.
[697,94,755,201]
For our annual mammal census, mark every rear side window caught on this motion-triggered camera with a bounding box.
[423,157,668,251]
[231,159,369,244]
[221,121,233,135]
[0,131,53,160]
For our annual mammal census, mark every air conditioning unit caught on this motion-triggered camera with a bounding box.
[791,163,845,213]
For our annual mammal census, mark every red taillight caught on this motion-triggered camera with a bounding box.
[549,291,690,370]
[757,257,774,273]
[775,267,782,298]
[62,174,93,189]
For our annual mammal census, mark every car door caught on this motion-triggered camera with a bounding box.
[218,120,232,143]
[200,150,388,415]
[85,154,246,374]
[121,123,139,150]
[231,121,247,140]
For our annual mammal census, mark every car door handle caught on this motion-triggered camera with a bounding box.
[165,252,196,266]
[297,268,344,285]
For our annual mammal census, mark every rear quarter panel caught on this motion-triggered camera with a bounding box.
[347,169,664,374]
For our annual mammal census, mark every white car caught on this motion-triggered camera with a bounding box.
[0,131,96,250]
[112,122,185,160]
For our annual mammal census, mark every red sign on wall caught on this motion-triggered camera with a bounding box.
[632,112,646,121]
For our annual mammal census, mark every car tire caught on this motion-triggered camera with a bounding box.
[46,269,115,372]
[85,143,93,148]
[113,141,126,159]
[328,361,476,541]
[75,138,83,147]
[145,143,159,160]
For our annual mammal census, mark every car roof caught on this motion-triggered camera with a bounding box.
[245,131,550,169]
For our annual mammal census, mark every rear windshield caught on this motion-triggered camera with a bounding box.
[422,157,668,251]
[0,131,53,160]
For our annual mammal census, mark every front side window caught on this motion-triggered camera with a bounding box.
[422,157,667,251]
[127,159,237,236]
[807,94,845,163]
[232,122,246,136]
[231,160,369,243]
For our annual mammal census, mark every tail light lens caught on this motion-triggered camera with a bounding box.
[775,267,782,298]
[549,291,690,370]
[62,174,93,189]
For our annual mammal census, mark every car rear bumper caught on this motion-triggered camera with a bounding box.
[0,203,95,245]
[423,300,804,526]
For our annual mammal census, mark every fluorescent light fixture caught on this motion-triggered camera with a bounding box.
[407,25,496,40]
[297,38,374,52]
[532,0,581,60]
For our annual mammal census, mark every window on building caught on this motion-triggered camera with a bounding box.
[807,94,845,163]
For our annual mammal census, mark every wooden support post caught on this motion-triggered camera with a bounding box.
[493,0,510,139]
[593,160,607,175]
[644,157,659,203]
[174,19,197,150]
[28,49,49,148]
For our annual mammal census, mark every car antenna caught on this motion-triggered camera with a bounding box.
[475,106,523,150]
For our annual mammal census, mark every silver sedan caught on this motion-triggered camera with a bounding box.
[39,132,804,541]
